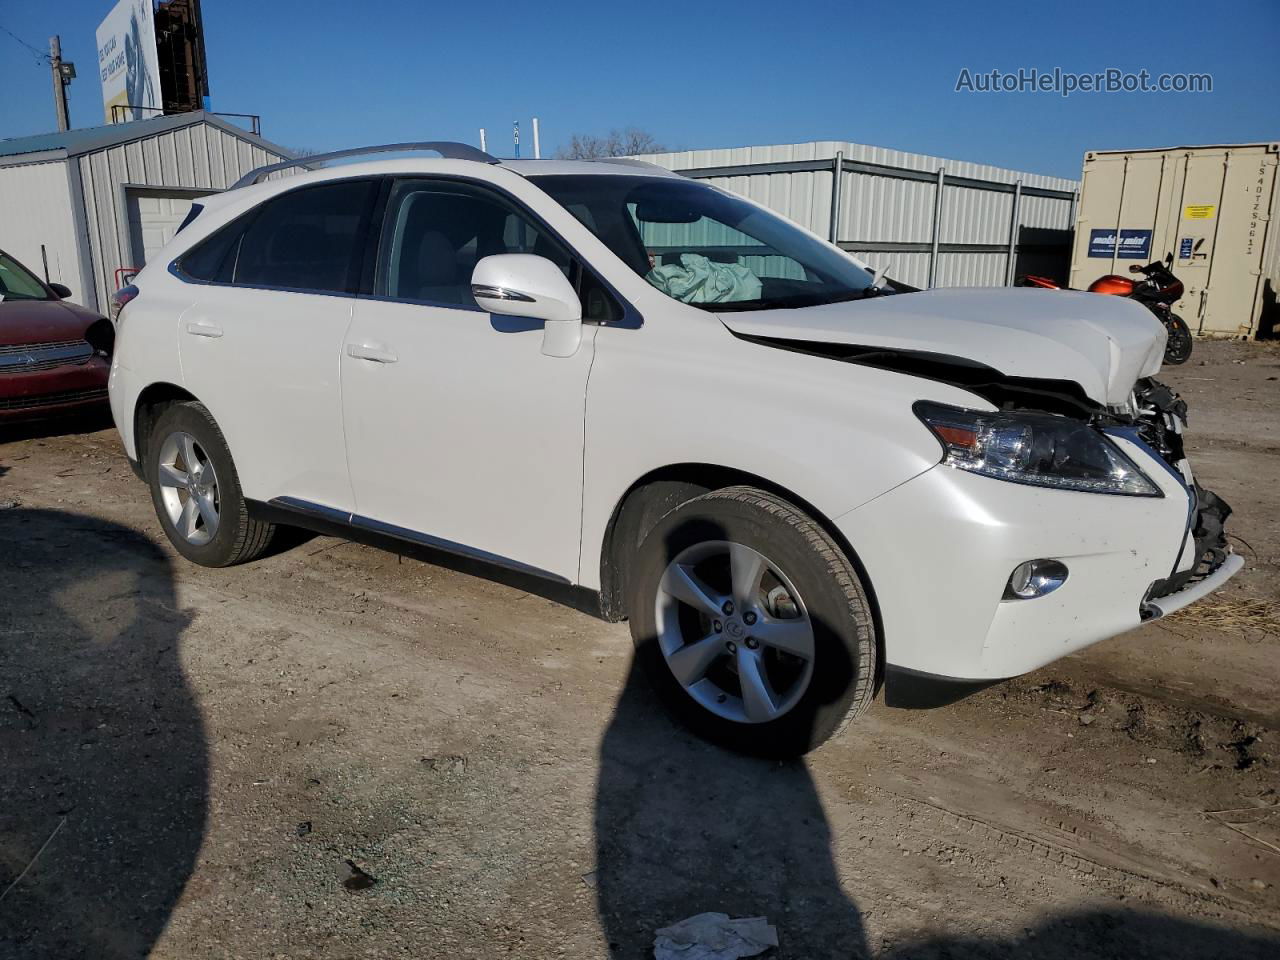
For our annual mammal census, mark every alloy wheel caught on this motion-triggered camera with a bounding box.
[156,431,221,546]
[654,540,816,724]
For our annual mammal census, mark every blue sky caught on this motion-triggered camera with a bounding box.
[1,0,1276,179]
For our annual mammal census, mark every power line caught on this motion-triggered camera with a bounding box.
[0,23,51,64]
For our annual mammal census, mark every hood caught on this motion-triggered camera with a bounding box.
[720,287,1166,406]
[0,297,103,348]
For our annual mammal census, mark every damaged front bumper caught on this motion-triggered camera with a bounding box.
[837,376,1242,707]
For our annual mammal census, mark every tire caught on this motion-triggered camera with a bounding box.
[146,401,275,567]
[626,485,877,756]
[1163,313,1194,365]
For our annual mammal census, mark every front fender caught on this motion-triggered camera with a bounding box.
[576,320,980,590]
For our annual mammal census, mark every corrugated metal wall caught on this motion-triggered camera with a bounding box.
[637,142,1079,290]
[0,160,83,295]
[77,122,288,311]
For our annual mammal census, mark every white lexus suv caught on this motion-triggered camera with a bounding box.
[109,142,1241,755]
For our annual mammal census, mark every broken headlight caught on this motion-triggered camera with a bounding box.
[914,402,1161,497]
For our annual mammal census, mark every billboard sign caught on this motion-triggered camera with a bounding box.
[97,0,162,124]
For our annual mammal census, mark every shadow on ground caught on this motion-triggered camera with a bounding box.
[595,662,1280,959]
[595,516,1280,959]
[0,407,114,444]
[0,508,206,960]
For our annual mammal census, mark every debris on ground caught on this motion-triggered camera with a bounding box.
[339,860,377,892]
[1166,594,1280,634]
[421,754,468,774]
[653,912,778,960]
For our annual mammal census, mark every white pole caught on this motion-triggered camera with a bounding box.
[532,117,541,159]
[479,128,487,153]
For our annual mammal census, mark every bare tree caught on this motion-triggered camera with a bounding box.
[556,128,666,160]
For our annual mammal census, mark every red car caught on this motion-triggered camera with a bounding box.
[0,249,113,423]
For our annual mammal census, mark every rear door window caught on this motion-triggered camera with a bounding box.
[234,179,376,293]
[178,179,377,294]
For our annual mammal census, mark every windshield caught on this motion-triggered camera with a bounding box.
[0,251,51,302]
[529,174,878,312]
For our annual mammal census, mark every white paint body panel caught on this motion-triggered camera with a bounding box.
[834,435,1191,680]
[109,155,1240,690]
[719,287,1167,407]
[342,299,596,580]
[178,286,356,511]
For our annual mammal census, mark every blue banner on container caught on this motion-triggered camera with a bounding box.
[1088,228,1152,259]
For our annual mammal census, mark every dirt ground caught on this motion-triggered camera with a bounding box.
[2,339,1279,959]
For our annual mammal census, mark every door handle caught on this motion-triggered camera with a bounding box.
[346,342,398,363]
[185,320,223,338]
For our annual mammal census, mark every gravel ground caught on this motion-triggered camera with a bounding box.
[1,340,1278,959]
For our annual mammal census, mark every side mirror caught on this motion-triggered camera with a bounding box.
[471,254,583,358]
[1164,252,1174,267]
[48,282,72,299]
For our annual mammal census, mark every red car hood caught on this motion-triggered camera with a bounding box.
[0,297,104,347]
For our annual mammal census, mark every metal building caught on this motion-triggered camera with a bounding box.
[635,141,1080,290]
[0,111,290,313]
[1069,142,1280,338]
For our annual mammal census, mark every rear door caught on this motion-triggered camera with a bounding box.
[176,178,378,512]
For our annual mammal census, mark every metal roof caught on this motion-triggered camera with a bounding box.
[0,110,293,163]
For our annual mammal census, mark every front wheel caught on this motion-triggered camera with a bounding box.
[626,486,877,756]
[1163,313,1194,365]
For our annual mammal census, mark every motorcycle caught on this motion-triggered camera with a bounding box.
[1019,251,1194,365]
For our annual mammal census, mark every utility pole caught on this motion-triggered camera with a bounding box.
[48,36,73,132]
[532,117,541,159]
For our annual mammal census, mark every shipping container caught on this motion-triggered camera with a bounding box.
[1070,142,1280,338]
[635,142,1080,290]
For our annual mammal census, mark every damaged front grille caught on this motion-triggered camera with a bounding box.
[1122,378,1189,470]
[1113,377,1234,611]
[1143,486,1233,612]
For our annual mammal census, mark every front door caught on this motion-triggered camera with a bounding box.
[341,178,597,581]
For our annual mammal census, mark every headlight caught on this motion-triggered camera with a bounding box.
[914,401,1161,496]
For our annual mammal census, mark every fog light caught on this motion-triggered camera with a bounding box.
[1003,559,1069,600]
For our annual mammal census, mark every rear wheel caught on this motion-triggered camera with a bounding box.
[147,402,275,566]
[1164,313,1194,365]
[626,486,877,756]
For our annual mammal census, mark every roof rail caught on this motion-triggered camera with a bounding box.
[230,141,498,189]
[596,157,669,170]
